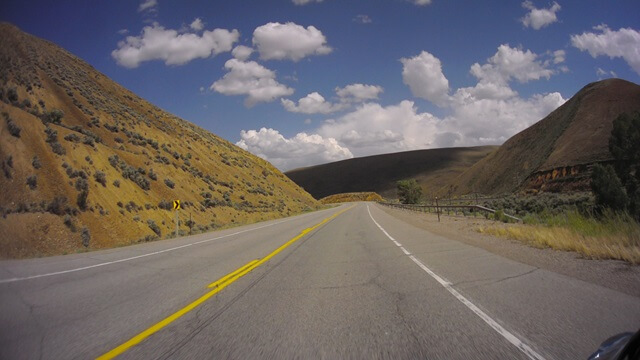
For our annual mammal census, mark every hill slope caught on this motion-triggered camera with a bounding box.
[285,146,497,199]
[446,79,640,196]
[0,23,318,258]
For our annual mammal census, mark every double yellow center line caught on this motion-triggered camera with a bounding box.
[97,206,352,359]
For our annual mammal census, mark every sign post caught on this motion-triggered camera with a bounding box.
[173,200,181,237]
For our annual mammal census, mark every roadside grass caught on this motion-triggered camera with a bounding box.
[477,210,640,264]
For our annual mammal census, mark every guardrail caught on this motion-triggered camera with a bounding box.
[378,202,522,223]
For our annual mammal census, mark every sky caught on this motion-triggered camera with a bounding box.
[2,0,639,171]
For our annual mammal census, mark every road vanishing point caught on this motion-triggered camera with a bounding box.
[1,203,639,359]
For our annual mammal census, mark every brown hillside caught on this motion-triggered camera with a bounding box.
[0,23,319,258]
[447,79,640,196]
[285,146,497,200]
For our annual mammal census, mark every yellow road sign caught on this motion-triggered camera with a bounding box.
[173,200,181,210]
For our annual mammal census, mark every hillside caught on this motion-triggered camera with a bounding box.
[319,192,383,204]
[285,146,497,199]
[446,79,640,196]
[0,23,319,258]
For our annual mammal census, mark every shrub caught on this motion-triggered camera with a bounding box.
[158,200,172,210]
[32,156,41,169]
[42,109,64,124]
[4,113,21,138]
[63,215,75,231]
[113,179,120,187]
[591,164,628,213]
[75,178,88,191]
[81,227,90,247]
[82,135,95,147]
[7,88,18,103]
[94,170,107,187]
[44,127,58,143]
[64,133,80,142]
[147,219,161,237]
[77,190,89,211]
[164,178,175,189]
[46,197,68,215]
[148,168,157,180]
[397,179,422,204]
[50,142,66,155]
[26,175,37,190]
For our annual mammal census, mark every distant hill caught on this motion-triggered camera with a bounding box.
[285,146,497,200]
[447,78,640,196]
[0,23,318,258]
[319,192,383,204]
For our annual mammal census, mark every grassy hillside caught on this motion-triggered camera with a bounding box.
[285,146,497,200]
[447,79,640,196]
[0,23,319,258]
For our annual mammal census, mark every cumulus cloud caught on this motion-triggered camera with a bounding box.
[241,46,566,169]
[292,0,323,4]
[190,18,204,31]
[281,83,383,114]
[282,92,343,114]
[571,25,640,75]
[470,44,555,86]
[253,22,332,61]
[236,128,352,170]
[231,45,254,61]
[335,84,383,102]
[552,49,566,64]
[211,59,294,107]
[138,0,157,12]
[521,1,561,30]
[400,51,450,106]
[112,23,239,68]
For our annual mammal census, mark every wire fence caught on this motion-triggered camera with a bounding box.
[378,202,522,223]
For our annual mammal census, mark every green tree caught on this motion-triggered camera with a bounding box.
[591,164,628,212]
[397,179,422,204]
[591,112,640,220]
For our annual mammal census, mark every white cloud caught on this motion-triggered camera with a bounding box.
[231,45,254,61]
[353,15,372,24]
[112,23,239,68]
[241,46,566,169]
[410,0,433,5]
[521,1,561,30]
[400,51,450,106]
[553,49,566,64]
[335,84,383,102]
[190,18,204,31]
[117,29,129,35]
[138,0,157,12]
[253,22,332,61]
[211,59,294,107]
[470,44,555,85]
[596,67,617,79]
[292,0,323,4]
[571,25,640,75]
[236,128,352,170]
[282,92,343,114]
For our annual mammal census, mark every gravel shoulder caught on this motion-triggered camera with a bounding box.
[376,204,640,298]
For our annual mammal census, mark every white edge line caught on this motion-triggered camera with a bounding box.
[0,207,336,284]
[366,204,547,360]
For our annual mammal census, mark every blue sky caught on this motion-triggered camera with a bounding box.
[2,0,639,170]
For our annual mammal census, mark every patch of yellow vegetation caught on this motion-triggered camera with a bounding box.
[477,222,640,264]
[320,192,383,204]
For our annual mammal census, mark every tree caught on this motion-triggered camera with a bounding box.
[591,112,640,220]
[397,179,422,204]
[591,164,628,212]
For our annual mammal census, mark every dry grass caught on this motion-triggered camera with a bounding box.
[477,212,640,264]
[320,192,383,204]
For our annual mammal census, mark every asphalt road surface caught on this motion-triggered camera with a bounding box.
[1,203,639,359]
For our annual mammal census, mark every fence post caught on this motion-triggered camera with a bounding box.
[436,197,440,222]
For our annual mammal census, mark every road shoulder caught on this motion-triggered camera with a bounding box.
[375,203,640,297]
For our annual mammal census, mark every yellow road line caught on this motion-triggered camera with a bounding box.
[208,259,259,288]
[96,206,353,360]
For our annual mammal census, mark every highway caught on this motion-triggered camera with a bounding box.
[1,203,639,359]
